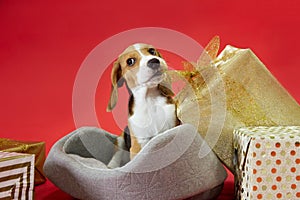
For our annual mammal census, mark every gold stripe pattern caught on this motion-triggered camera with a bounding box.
[0,151,34,200]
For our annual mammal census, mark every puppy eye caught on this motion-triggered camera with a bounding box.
[126,58,136,66]
[148,48,156,55]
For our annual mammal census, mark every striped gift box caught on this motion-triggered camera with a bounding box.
[0,151,35,200]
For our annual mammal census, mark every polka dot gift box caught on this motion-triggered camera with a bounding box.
[234,126,300,200]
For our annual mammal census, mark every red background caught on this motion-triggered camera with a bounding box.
[0,0,299,199]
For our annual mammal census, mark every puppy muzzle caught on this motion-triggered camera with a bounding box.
[147,58,161,70]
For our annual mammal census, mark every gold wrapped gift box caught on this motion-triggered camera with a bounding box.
[234,126,300,200]
[0,138,46,185]
[0,151,35,200]
[174,37,300,172]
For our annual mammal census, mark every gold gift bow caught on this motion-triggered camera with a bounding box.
[167,36,221,97]
[166,36,300,172]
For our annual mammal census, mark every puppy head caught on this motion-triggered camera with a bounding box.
[107,43,169,111]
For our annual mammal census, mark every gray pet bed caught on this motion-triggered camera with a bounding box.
[44,124,227,200]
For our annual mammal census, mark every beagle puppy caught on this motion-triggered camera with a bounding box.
[107,43,180,168]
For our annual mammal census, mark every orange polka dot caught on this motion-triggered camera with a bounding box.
[296,176,300,181]
[272,185,277,190]
[253,169,257,174]
[276,176,282,182]
[276,159,281,165]
[257,177,263,183]
[291,167,296,173]
[256,143,261,148]
[253,152,256,157]
[295,141,300,147]
[256,160,262,166]
[296,158,300,164]
[276,193,282,198]
[296,192,300,198]
[257,194,263,199]
[271,168,277,173]
[275,142,281,148]
[271,151,276,156]
[290,150,296,156]
[291,184,297,189]
[253,185,258,191]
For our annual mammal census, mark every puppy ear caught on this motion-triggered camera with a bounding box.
[158,81,175,97]
[107,61,124,112]
[158,72,174,97]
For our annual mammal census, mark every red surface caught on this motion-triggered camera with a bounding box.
[0,0,299,199]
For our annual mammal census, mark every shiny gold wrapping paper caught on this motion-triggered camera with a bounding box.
[174,43,300,173]
[0,138,46,185]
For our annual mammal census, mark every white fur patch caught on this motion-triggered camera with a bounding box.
[128,86,176,148]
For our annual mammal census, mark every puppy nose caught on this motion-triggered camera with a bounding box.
[147,58,160,69]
